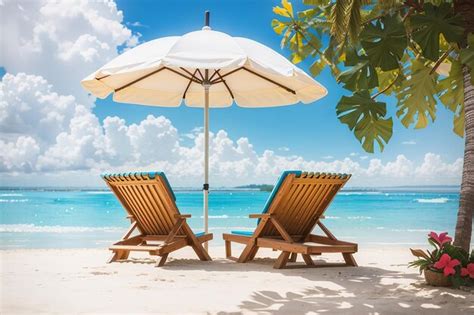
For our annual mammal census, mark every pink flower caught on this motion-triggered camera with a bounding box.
[461,263,474,279]
[434,254,460,276]
[428,232,452,247]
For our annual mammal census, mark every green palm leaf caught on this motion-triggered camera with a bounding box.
[360,14,407,71]
[336,91,393,152]
[410,3,464,61]
[396,59,438,129]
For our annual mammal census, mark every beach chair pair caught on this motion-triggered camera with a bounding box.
[102,171,357,269]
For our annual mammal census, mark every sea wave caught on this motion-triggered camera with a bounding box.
[325,216,340,219]
[208,226,254,231]
[347,216,372,220]
[85,191,113,195]
[390,228,431,233]
[0,193,24,197]
[339,192,382,196]
[415,198,449,204]
[199,215,246,219]
[0,199,29,203]
[0,224,123,233]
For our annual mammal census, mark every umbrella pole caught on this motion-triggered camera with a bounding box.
[203,83,210,251]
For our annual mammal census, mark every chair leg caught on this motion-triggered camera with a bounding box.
[107,251,120,263]
[238,243,258,263]
[343,253,358,266]
[248,246,259,261]
[156,254,169,267]
[274,251,291,269]
[302,254,314,266]
[225,240,232,258]
[191,243,212,261]
[119,251,130,260]
[289,252,297,262]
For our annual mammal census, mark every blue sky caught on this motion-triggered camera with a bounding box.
[0,0,464,187]
[107,0,464,163]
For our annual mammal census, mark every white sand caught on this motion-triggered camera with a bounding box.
[1,245,473,314]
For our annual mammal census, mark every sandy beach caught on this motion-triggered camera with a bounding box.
[1,245,472,314]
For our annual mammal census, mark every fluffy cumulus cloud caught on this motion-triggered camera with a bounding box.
[0,70,463,186]
[0,71,464,187]
[0,0,139,102]
[0,0,463,187]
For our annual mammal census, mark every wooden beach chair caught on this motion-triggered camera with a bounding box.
[222,171,357,269]
[102,172,212,267]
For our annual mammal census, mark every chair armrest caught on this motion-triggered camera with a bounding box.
[174,214,192,218]
[249,213,271,219]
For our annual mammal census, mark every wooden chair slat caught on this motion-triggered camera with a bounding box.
[223,170,356,269]
[103,172,212,267]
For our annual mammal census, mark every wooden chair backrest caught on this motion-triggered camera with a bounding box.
[261,172,350,239]
[103,172,183,236]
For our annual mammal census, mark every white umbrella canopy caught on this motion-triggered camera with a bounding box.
[81,12,327,247]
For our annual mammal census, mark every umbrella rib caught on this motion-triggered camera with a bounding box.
[114,67,202,93]
[241,67,296,94]
[115,67,167,92]
[196,69,205,81]
[182,69,199,99]
[96,74,110,80]
[180,67,203,84]
[208,70,219,82]
[166,67,202,84]
[213,67,244,81]
[212,67,296,95]
[214,70,234,99]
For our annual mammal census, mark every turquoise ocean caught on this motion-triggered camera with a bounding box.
[0,188,469,249]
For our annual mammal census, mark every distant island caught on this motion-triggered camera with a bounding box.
[235,184,274,192]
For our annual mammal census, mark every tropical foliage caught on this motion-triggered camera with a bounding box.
[272,0,473,153]
[410,231,474,287]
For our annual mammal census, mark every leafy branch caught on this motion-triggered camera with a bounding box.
[371,71,401,99]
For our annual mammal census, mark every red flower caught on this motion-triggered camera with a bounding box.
[433,254,460,276]
[461,263,474,279]
[428,232,452,247]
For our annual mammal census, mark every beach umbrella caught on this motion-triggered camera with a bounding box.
[81,12,327,248]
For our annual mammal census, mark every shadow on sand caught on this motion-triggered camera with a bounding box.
[116,254,472,314]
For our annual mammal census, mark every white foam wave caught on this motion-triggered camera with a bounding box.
[0,224,123,233]
[347,216,372,220]
[0,193,24,197]
[85,191,113,195]
[415,198,449,204]
[199,215,246,219]
[390,228,431,233]
[339,192,382,196]
[208,226,254,231]
[325,216,340,219]
[0,199,29,203]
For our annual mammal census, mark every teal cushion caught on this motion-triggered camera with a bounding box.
[231,230,254,236]
[261,170,302,214]
[194,231,206,237]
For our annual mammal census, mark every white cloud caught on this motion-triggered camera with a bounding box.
[0,136,40,172]
[126,21,148,28]
[0,73,81,144]
[349,152,359,157]
[0,1,463,188]
[360,156,368,160]
[415,153,463,180]
[322,155,334,160]
[0,0,138,102]
[278,146,290,152]
[402,140,417,145]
